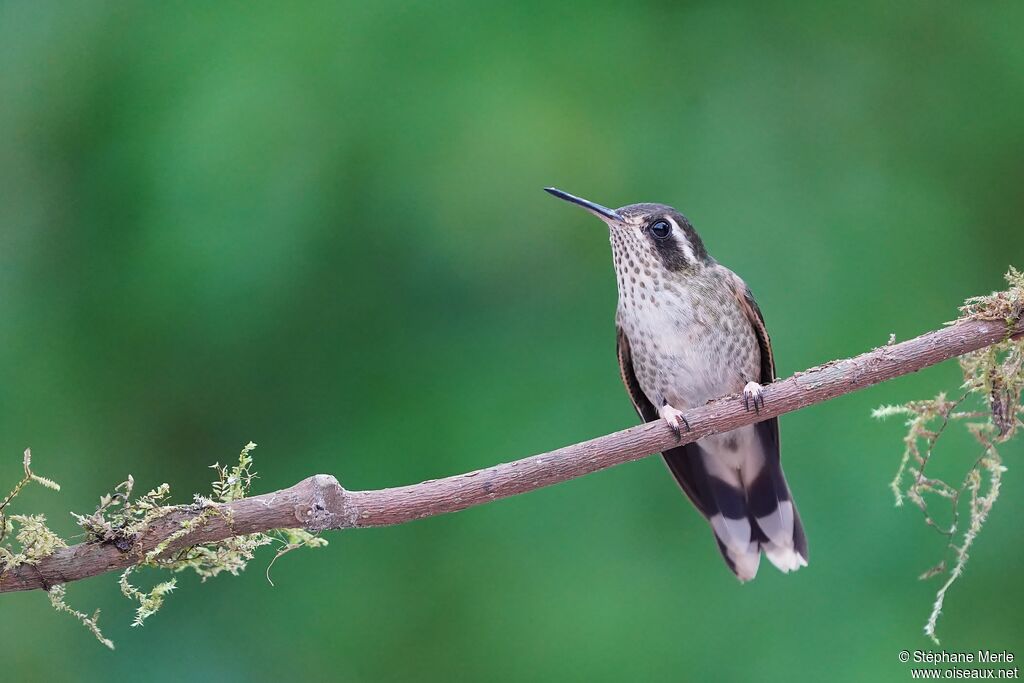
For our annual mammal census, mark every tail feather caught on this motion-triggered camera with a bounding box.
[714,536,761,583]
[745,422,808,574]
[662,420,807,582]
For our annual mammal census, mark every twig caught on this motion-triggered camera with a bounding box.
[1,315,1021,594]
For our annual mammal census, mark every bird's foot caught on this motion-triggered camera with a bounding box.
[743,381,765,413]
[659,403,690,438]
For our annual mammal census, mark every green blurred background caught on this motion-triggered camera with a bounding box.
[2,2,1023,681]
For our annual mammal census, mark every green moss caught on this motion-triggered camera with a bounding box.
[0,449,64,572]
[119,566,177,628]
[210,440,259,503]
[0,451,113,648]
[48,585,114,650]
[72,476,173,550]
[1,442,327,649]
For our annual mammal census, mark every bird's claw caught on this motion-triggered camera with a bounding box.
[743,381,765,414]
[659,404,690,440]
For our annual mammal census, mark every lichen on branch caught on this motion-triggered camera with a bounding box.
[875,266,1023,644]
[0,449,63,573]
[1,443,327,647]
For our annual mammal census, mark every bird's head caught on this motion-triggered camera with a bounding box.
[544,187,710,275]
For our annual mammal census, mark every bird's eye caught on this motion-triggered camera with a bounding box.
[650,219,672,239]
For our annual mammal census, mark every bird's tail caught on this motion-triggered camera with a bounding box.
[741,452,808,578]
[662,420,807,582]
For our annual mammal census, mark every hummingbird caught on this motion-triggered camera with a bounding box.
[546,187,807,582]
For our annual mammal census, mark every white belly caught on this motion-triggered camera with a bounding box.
[617,285,759,411]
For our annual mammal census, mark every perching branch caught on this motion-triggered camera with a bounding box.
[2,315,1022,594]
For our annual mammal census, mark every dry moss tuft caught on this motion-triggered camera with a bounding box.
[875,267,1023,644]
[1,443,327,648]
[0,449,63,572]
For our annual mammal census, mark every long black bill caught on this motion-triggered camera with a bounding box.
[544,187,623,222]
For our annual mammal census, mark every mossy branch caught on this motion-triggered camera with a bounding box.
[0,443,327,647]
[875,267,1023,643]
[1,270,1021,649]
[3,312,1022,597]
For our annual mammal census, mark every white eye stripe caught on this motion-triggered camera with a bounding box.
[663,217,696,262]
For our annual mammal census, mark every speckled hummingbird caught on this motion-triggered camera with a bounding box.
[546,187,807,582]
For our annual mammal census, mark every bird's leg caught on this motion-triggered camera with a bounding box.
[659,401,690,437]
[743,381,765,414]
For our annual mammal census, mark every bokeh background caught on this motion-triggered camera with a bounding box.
[2,2,1023,681]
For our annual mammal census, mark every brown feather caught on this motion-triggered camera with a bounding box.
[729,275,776,384]
[616,326,714,517]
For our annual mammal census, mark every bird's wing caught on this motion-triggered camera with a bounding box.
[731,276,775,385]
[615,325,659,422]
[726,273,780,451]
[616,326,714,516]
[727,274,809,565]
